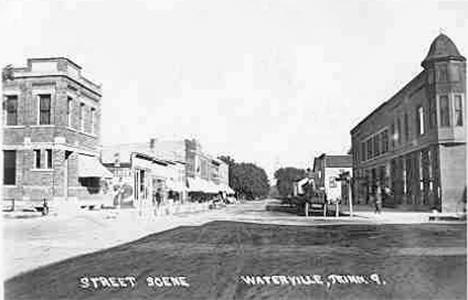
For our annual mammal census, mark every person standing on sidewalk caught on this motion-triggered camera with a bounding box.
[375,183,383,214]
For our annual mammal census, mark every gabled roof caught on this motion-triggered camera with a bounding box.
[313,154,352,170]
[325,155,352,168]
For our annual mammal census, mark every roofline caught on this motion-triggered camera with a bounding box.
[350,70,425,135]
[28,57,82,70]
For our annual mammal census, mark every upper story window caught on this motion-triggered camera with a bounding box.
[381,130,389,154]
[360,142,365,162]
[366,139,372,160]
[5,95,18,126]
[397,117,402,144]
[67,97,73,127]
[46,149,53,169]
[439,95,450,127]
[79,103,85,131]
[34,149,41,169]
[39,94,51,125]
[3,150,16,185]
[373,134,380,157]
[417,106,425,136]
[404,112,409,141]
[90,107,96,134]
[390,123,395,148]
[454,95,464,126]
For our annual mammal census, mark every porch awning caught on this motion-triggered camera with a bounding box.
[78,155,113,178]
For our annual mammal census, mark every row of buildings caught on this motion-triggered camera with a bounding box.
[302,34,465,213]
[2,57,233,213]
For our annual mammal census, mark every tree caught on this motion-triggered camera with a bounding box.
[274,167,306,198]
[2,65,14,82]
[218,156,270,200]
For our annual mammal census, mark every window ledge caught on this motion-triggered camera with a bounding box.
[31,168,54,172]
[3,185,17,187]
[4,125,26,129]
[30,125,55,128]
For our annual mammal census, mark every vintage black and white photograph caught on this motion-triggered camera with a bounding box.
[1,0,467,299]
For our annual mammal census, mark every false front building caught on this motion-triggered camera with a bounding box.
[2,57,111,211]
[351,34,466,212]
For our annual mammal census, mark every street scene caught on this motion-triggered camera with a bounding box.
[1,0,467,299]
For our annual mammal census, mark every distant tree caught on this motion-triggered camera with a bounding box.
[231,163,269,200]
[219,155,270,200]
[274,167,306,198]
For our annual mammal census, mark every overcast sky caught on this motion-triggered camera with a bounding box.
[1,0,467,180]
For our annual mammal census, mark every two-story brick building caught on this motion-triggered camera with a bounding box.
[2,57,111,211]
[351,34,466,212]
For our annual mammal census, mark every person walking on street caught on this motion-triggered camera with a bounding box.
[375,184,383,214]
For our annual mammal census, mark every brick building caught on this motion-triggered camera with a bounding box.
[351,34,466,212]
[2,57,111,211]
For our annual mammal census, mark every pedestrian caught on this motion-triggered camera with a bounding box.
[375,184,383,214]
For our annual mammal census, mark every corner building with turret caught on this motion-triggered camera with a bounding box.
[351,34,466,212]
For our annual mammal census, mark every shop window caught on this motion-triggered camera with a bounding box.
[454,95,463,126]
[3,150,16,185]
[439,95,450,127]
[5,95,18,125]
[39,94,51,125]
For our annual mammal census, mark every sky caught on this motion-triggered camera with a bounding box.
[1,0,467,180]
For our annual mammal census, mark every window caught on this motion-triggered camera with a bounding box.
[374,135,380,157]
[397,118,402,144]
[366,139,372,160]
[5,95,18,125]
[67,97,73,127]
[418,152,424,192]
[402,158,407,194]
[39,94,51,125]
[34,149,41,169]
[404,113,409,141]
[46,149,53,169]
[361,142,366,162]
[428,150,433,191]
[417,106,425,135]
[437,65,448,82]
[440,95,450,127]
[381,130,389,153]
[79,103,85,131]
[3,150,16,185]
[390,123,395,148]
[454,95,463,126]
[90,107,96,134]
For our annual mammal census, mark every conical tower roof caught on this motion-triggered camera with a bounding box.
[422,33,465,67]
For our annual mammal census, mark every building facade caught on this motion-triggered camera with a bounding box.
[351,34,466,212]
[312,154,352,203]
[2,57,111,210]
